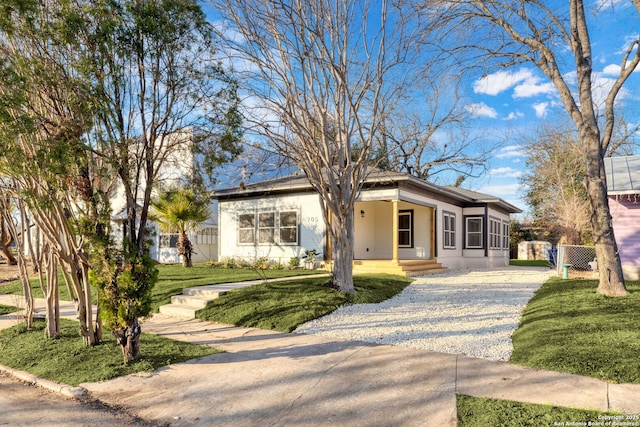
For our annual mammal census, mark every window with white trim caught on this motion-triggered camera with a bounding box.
[258,212,275,243]
[238,213,256,244]
[490,217,501,249]
[238,210,299,245]
[503,221,510,250]
[443,212,456,249]
[465,217,483,249]
[279,211,298,244]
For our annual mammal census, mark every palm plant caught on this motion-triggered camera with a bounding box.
[151,188,210,267]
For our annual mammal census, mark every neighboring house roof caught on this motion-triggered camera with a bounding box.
[604,155,640,195]
[213,169,522,214]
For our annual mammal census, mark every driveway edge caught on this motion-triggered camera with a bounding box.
[0,363,87,399]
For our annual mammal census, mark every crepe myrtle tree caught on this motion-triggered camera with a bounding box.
[211,0,420,293]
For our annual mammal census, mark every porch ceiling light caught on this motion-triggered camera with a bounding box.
[360,209,365,218]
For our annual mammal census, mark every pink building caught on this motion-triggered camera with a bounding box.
[605,156,640,280]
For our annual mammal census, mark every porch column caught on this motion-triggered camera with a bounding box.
[392,200,399,262]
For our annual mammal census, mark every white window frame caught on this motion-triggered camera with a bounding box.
[238,209,300,246]
[279,210,299,245]
[443,211,456,249]
[489,217,501,250]
[258,211,276,244]
[502,221,510,250]
[238,213,256,245]
[465,217,483,249]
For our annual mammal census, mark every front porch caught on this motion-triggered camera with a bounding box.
[353,259,447,277]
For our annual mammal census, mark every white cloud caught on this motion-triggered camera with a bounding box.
[473,69,534,96]
[474,67,556,99]
[513,79,555,98]
[602,63,621,76]
[495,145,525,159]
[478,183,521,197]
[504,111,524,121]
[533,102,549,118]
[465,102,498,118]
[490,167,523,178]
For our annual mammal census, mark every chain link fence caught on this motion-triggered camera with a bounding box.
[556,245,598,278]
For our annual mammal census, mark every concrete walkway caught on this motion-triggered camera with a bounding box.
[1,292,640,426]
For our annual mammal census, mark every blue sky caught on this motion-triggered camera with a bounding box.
[456,1,640,216]
[203,1,640,216]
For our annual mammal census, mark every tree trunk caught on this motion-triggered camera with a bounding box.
[113,317,142,363]
[584,148,626,296]
[0,245,17,265]
[329,210,356,294]
[44,251,61,338]
[178,232,193,268]
[0,213,17,265]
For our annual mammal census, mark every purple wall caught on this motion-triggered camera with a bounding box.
[610,195,640,265]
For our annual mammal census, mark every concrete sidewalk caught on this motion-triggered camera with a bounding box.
[83,313,640,426]
[2,296,640,426]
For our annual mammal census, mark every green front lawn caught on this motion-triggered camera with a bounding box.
[509,259,550,267]
[196,274,413,332]
[151,263,325,311]
[0,263,326,312]
[456,395,619,426]
[0,318,220,386]
[511,277,640,383]
[0,303,19,316]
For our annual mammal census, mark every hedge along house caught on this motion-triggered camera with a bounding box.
[604,155,640,280]
[213,170,521,276]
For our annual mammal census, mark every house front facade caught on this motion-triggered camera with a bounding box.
[605,155,640,280]
[213,170,521,275]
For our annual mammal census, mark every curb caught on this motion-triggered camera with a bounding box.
[0,364,87,399]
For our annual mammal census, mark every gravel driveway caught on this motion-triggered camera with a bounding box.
[295,266,553,362]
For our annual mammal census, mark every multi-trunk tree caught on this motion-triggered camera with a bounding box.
[210,0,422,293]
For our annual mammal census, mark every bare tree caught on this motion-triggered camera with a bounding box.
[211,0,418,293]
[373,70,492,182]
[427,0,640,296]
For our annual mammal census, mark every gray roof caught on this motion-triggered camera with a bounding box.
[213,169,522,213]
[604,156,640,194]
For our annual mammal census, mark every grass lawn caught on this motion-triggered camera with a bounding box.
[0,303,19,316]
[0,318,220,386]
[510,277,640,384]
[196,274,413,332]
[509,259,550,267]
[456,395,619,426]
[151,264,326,311]
[0,263,326,312]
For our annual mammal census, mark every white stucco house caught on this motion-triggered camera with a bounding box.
[109,130,218,264]
[212,169,521,276]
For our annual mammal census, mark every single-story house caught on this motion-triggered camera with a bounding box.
[604,155,640,280]
[212,169,521,276]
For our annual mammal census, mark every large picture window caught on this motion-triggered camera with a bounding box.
[465,217,483,249]
[398,210,413,248]
[443,212,456,249]
[238,210,299,245]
